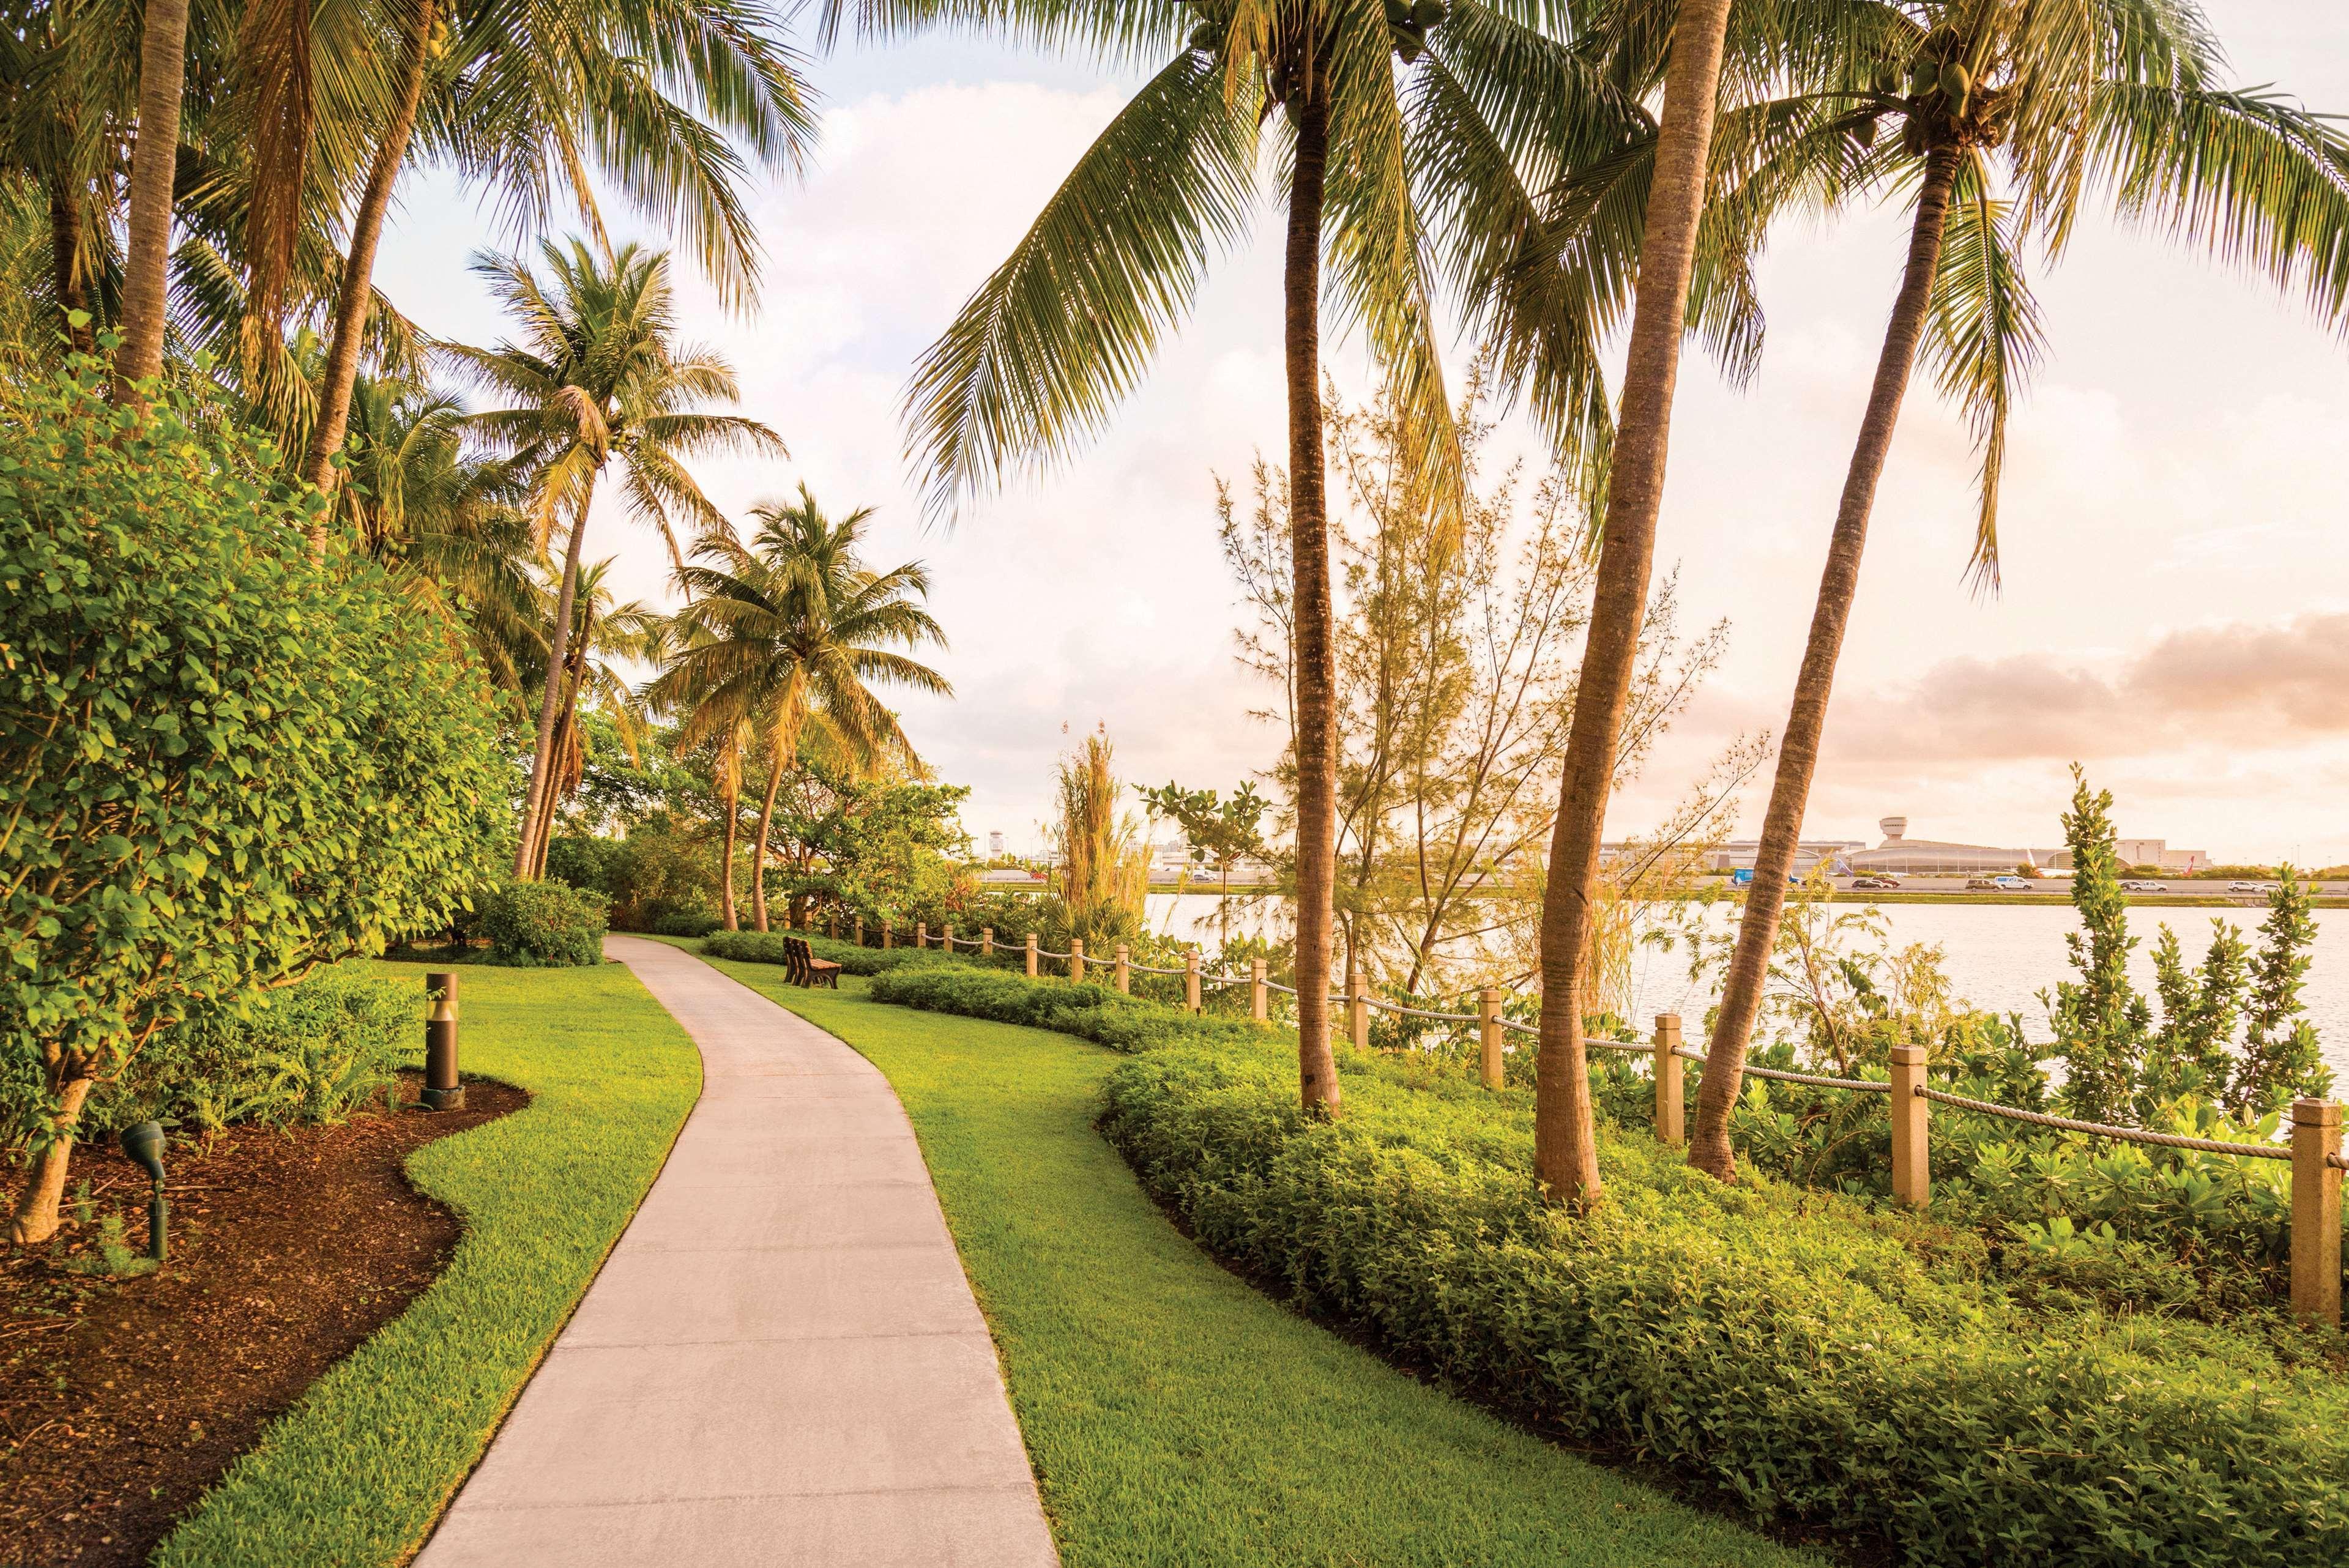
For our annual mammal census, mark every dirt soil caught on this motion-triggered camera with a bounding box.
[0,1073,524,1566]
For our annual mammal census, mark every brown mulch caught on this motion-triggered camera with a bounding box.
[0,1072,524,1567]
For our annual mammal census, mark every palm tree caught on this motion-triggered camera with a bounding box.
[520,556,664,874]
[819,0,1653,1118]
[447,237,786,877]
[1686,1,2349,1180]
[113,0,189,398]
[650,487,951,933]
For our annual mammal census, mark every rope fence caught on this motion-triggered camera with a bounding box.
[1917,1087,2293,1159]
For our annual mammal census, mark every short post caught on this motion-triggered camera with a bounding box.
[1349,974,1370,1050]
[1653,1014,1685,1144]
[1250,957,1268,1022]
[1025,932,1038,978]
[424,971,464,1112]
[1114,943,1131,994]
[2291,1098,2342,1328]
[1184,950,1202,1014]
[915,921,927,950]
[981,926,994,958]
[1889,1044,1929,1208]
[944,923,956,953]
[1070,937,1085,985]
[1478,988,1503,1090]
[882,921,894,950]
[826,913,838,940]
[853,914,864,947]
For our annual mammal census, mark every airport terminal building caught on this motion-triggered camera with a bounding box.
[1838,817,2210,877]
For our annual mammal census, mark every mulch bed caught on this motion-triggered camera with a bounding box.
[0,1072,524,1567]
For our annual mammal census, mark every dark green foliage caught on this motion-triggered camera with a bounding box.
[868,964,1278,1055]
[648,906,723,938]
[544,828,720,934]
[1101,1041,2349,1568]
[88,970,415,1134]
[480,881,609,968]
[0,357,504,1155]
[701,930,959,977]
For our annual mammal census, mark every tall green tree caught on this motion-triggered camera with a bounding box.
[821,0,1658,1118]
[1689,0,2349,1180]
[448,237,784,877]
[649,487,952,932]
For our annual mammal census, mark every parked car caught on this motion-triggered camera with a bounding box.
[1850,875,1900,890]
[2228,880,2262,893]
[2123,879,2167,893]
[1965,879,2000,891]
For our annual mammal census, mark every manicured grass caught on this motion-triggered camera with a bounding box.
[702,952,1820,1568]
[152,959,701,1568]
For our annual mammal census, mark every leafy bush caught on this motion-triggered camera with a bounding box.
[88,970,415,1134]
[1100,1041,2349,1567]
[868,964,1277,1055]
[702,929,961,977]
[481,882,609,968]
[1,355,504,1238]
[649,905,723,938]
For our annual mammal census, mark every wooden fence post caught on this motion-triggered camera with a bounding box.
[1654,1014,1685,1145]
[1114,943,1131,994]
[1024,933,1037,978]
[882,922,893,950]
[825,913,837,940]
[1185,951,1202,1014]
[981,926,994,958]
[943,923,956,953]
[1250,958,1267,1022]
[853,914,863,948]
[1070,938,1085,985]
[1477,988,1503,1090]
[1889,1044,1929,1207]
[1349,975,1369,1050]
[915,921,926,950]
[2291,1098,2342,1328]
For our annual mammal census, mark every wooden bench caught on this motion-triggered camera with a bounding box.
[783,935,841,989]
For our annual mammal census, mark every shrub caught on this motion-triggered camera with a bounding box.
[1098,1042,2349,1568]
[649,905,723,938]
[703,930,959,977]
[867,964,1277,1055]
[88,970,415,1134]
[0,356,505,1240]
[481,882,609,968]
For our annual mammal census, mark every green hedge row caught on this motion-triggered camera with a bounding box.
[701,929,968,978]
[867,964,1281,1055]
[1096,1042,2349,1568]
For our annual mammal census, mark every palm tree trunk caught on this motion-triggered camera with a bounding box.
[1286,67,1340,1118]
[750,745,786,933]
[300,0,437,523]
[1532,0,1737,1208]
[113,0,191,402]
[1688,144,1964,1179]
[515,491,592,877]
[47,171,93,355]
[719,761,740,931]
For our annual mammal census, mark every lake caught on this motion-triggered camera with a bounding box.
[1143,893,2349,1082]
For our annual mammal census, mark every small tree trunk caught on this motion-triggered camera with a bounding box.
[1688,144,1964,1180]
[515,491,593,877]
[1286,67,1341,1119]
[719,768,740,931]
[301,0,437,531]
[1532,0,1737,1209]
[7,1077,92,1244]
[750,746,786,934]
[112,0,191,401]
[47,171,93,355]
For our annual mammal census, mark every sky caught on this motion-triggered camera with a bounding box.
[373,2,2349,866]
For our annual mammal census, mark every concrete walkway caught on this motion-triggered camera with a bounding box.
[417,935,1059,1568]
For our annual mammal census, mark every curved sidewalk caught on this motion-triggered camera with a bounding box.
[417,935,1059,1568]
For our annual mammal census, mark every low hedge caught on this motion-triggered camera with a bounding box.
[700,929,965,978]
[480,880,608,968]
[1098,1041,2349,1568]
[868,964,1281,1054]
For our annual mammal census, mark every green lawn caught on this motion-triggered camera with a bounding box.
[701,951,1820,1568]
[152,958,701,1568]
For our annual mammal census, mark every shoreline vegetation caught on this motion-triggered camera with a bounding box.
[1100,883,2349,910]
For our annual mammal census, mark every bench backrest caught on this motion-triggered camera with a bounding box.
[782,935,812,981]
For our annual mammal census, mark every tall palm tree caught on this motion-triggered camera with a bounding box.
[447,237,786,877]
[113,0,189,398]
[1687,0,2349,1180]
[819,0,1657,1118]
[520,555,664,874]
[650,487,951,933]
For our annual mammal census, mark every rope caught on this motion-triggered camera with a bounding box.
[1917,1087,2293,1159]
[1265,981,1299,996]
[1128,960,1189,976]
[1034,945,1071,960]
[1368,999,1480,1025]
[2331,1151,2349,1172]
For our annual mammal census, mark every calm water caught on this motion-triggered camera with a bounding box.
[1144,894,2349,1080]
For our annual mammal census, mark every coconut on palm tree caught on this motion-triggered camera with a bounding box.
[1686,0,2349,1180]
[650,487,951,932]
[447,237,786,877]
[819,0,1664,1118]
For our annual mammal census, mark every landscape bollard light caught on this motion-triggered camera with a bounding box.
[1184,951,1201,1014]
[1478,989,1503,1090]
[1251,958,1268,1022]
[1114,943,1130,994]
[119,1121,167,1262]
[1654,1014,1685,1143]
[423,972,465,1111]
